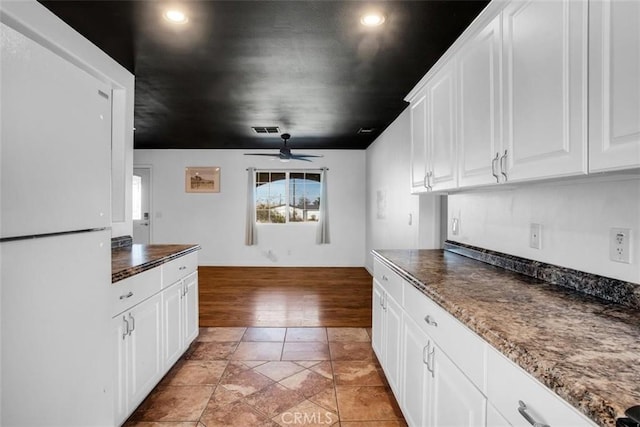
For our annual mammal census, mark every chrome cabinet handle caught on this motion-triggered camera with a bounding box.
[424,315,438,327]
[179,266,187,271]
[422,342,430,365]
[183,284,189,297]
[119,291,133,300]
[382,275,388,281]
[427,171,433,190]
[518,401,550,427]
[122,316,129,340]
[491,153,500,183]
[128,313,135,335]
[500,150,508,181]
[423,174,429,189]
[382,292,387,311]
[428,345,435,378]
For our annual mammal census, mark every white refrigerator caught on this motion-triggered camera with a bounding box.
[1,20,114,426]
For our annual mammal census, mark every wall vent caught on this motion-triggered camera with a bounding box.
[252,126,280,134]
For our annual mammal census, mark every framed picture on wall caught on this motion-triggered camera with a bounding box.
[185,167,220,193]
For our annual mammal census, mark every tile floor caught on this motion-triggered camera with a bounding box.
[125,327,407,427]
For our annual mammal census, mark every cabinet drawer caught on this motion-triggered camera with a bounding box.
[486,346,597,427]
[162,252,198,288]
[111,267,161,317]
[373,257,403,303]
[403,281,486,392]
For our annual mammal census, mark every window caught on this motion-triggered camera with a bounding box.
[255,171,321,224]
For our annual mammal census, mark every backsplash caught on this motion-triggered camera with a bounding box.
[111,235,132,249]
[445,240,640,310]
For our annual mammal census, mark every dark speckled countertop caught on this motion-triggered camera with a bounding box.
[373,249,640,427]
[112,244,201,283]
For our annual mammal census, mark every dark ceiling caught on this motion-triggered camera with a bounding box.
[39,0,488,150]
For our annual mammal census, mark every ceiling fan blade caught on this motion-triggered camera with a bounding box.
[292,154,324,158]
[289,155,314,162]
[244,153,281,157]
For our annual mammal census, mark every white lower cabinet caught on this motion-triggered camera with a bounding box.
[401,313,486,427]
[372,257,597,427]
[372,279,403,397]
[113,293,163,424]
[112,253,199,426]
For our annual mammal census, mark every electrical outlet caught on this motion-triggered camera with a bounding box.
[610,228,631,263]
[530,223,542,249]
[452,218,459,236]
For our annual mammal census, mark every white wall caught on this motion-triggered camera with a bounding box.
[448,176,640,283]
[134,149,366,267]
[364,108,441,273]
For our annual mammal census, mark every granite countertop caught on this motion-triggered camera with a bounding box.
[112,243,201,283]
[373,249,640,427]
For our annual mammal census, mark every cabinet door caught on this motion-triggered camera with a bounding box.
[401,314,432,427]
[410,92,429,192]
[503,0,588,182]
[589,0,640,172]
[430,344,486,427]
[383,292,403,398]
[457,15,502,188]
[428,64,458,191]
[112,315,129,426]
[183,272,199,346]
[163,281,184,368]
[372,280,385,361]
[0,23,111,237]
[128,293,163,410]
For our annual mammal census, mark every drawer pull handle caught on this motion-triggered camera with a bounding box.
[424,315,438,327]
[119,291,133,300]
[122,316,129,340]
[518,401,550,427]
[382,275,388,281]
[491,152,500,183]
[128,313,135,335]
[179,266,187,270]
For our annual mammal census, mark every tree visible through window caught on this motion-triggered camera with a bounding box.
[255,171,321,224]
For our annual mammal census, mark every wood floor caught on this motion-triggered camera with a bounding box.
[198,267,373,327]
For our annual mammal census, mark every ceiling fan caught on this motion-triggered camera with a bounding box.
[244,133,323,162]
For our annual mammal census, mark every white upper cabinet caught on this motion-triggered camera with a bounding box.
[427,64,458,192]
[409,64,457,194]
[502,0,588,182]
[457,14,503,188]
[589,0,640,172]
[410,92,429,192]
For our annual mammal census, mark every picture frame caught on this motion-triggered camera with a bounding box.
[185,167,220,193]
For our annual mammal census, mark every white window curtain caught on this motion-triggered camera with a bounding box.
[316,168,330,244]
[245,167,257,245]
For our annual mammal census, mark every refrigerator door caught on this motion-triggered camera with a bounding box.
[0,22,111,239]
[1,229,113,426]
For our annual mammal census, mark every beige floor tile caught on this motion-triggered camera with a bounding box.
[199,400,276,427]
[340,421,408,427]
[308,361,333,380]
[332,361,386,386]
[327,327,371,342]
[185,342,238,360]
[243,383,306,417]
[335,386,403,421]
[253,361,306,382]
[124,422,199,427]
[231,341,284,360]
[131,385,214,422]
[279,369,333,399]
[219,369,274,397]
[329,342,375,361]
[281,342,330,361]
[307,387,338,413]
[285,327,328,342]
[242,327,287,342]
[162,360,228,386]
[198,327,246,342]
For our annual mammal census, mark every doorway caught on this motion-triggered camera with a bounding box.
[133,166,152,244]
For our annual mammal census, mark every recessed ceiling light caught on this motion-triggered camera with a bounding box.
[164,9,188,24]
[360,13,385,27]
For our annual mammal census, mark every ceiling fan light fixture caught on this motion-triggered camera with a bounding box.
[360,12,385,27]
[164,9,189,24]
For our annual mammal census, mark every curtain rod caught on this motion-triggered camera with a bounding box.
[246,167,328,171]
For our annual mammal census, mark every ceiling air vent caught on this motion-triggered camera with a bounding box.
[252,126,280,134]
[357,127,376,135]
